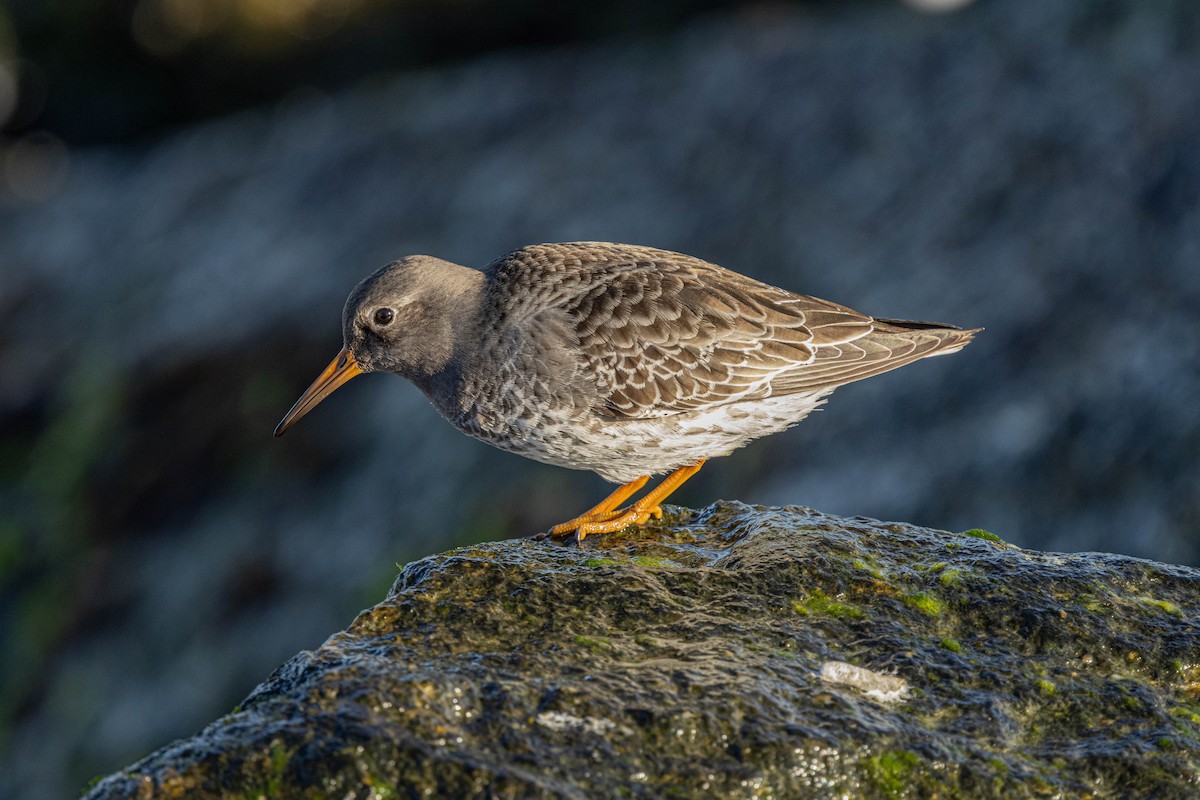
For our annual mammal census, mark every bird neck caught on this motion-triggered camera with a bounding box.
[407,265,485,390]
[441,263,487,356]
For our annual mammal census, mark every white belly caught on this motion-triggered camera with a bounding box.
[460,390,834,484]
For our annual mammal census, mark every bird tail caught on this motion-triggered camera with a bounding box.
[871,318,983,356]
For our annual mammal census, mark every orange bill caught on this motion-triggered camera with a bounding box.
[274,347,363,437]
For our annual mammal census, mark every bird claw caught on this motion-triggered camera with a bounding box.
[555,504,663,542]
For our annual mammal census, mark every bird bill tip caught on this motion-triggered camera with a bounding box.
[273,347,363,437]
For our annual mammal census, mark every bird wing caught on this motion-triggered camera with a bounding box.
[764,323,974,397]
[484,242,967,420]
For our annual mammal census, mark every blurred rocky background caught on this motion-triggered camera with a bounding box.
[1,0,1198,796]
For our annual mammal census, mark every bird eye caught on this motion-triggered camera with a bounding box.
[373,308,396,326]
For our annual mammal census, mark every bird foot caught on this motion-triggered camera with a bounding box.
[547,461,705,542]
[552,503,663,542]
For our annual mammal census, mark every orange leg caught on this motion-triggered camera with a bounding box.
[552,459,707,541]
[549,475,649,536]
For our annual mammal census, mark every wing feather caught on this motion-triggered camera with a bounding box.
[483,243,974,419]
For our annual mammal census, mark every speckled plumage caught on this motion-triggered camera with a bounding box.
[282,242,978,485]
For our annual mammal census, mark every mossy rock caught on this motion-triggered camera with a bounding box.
[85,502,1200,799]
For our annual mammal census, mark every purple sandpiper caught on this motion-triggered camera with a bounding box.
[275,242,979,539]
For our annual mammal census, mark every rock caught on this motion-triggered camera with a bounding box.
[84,503,1200,799]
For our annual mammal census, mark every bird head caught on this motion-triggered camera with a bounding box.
[273,255,477,437]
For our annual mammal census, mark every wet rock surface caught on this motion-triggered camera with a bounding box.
[86,504,1200,799]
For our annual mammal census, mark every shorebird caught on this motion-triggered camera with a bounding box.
[275,242,978,539]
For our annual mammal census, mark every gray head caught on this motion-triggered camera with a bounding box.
[342,255,482,377]
[274,255,483,436]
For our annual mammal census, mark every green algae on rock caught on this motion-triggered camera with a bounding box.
[85,503,1200,799]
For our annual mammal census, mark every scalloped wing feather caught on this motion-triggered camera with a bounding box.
[483,243,971,421]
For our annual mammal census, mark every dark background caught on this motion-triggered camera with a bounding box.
[2,0,1198,796]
